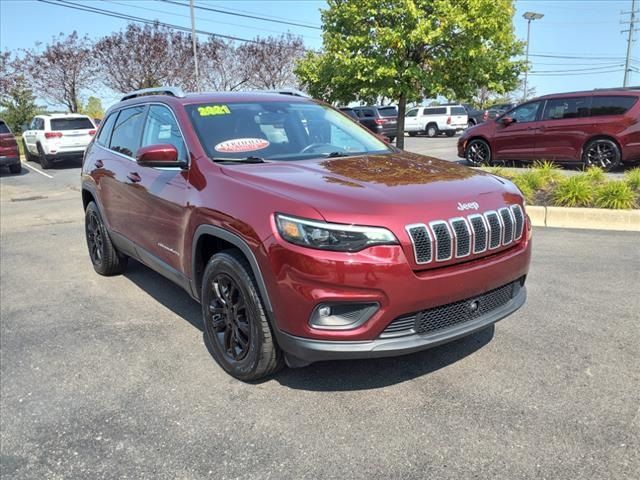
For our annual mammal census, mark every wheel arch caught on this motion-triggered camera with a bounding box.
[191,225,273,313]
[581,135,622,159]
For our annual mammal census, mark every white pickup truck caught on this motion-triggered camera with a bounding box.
[404,105,468,138]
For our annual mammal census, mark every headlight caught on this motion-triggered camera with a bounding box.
[275,214,398,252]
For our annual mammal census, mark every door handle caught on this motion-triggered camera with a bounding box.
[127,172,141,183]
[95,159,104,168]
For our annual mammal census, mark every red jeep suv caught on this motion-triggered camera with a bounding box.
[0,119,21,174]
[82,87,532,381]
[458,87,640,171]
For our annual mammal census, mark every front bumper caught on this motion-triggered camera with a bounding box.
[277,284,526,363]
[0,155,20,166]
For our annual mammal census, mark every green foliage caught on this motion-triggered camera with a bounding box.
[582,166,606,184]
[532,160,563,184]
[0,76,37,134]
[296,0,525,147]
[515,170,547,191]
[482,166,513,179]
[593,181,637,210]
[624,168,640,191]
[552,176,593,207]
[80,96,104,120]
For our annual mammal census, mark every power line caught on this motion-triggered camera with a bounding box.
[159,0,322,30]
[198,1,322,27]
[529,69,624,76]
[38,0,263,44]
[531,64,624,73]
[102,0,321,41]
[529,53,627,60]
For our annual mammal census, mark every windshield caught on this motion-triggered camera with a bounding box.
[186,101,391,161]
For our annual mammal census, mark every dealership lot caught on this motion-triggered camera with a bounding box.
[1,160,639,479]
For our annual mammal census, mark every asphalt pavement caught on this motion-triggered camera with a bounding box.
[1,159,639,479]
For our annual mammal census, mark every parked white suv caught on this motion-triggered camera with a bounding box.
[404,105,468,138]
[22,114,96,169]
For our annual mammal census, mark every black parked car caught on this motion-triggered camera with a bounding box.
[461,103,486,126]
[486,102,517,120]
[352,106,398,141]
[339,107,361,123]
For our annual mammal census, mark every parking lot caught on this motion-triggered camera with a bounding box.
[1,154,639,479]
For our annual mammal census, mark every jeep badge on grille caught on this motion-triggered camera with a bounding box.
[457,201,480,211]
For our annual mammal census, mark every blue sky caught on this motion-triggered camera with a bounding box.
[1,0,638,107]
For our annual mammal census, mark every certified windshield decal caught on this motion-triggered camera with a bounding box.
[214,138,270,153]
[198,105,231,116]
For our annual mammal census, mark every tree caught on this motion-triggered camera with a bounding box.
[296,0,525,148]
[23,32,96,113]
[0,77,37,134]
[237,34,306,89]
[199,38,250,91]
[94,23,194,92]
[80,96,104,119]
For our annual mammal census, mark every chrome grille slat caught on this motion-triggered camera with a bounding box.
[406,206,525,264]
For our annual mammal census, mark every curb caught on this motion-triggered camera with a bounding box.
[527,206,640,232]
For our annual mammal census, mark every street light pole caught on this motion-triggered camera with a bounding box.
[190,0,199,90]
[522,11,544,102]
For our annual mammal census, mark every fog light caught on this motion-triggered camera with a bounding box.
[309,302,379,330]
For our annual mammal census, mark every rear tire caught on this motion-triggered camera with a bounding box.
[465,139,492,167]
[9,163,21,174]
[85,201,128,276]
[37,143,51,169]
[22,140,34,162]
[582,138,621,172]
[202,250,284,381]
[425,124,439,138]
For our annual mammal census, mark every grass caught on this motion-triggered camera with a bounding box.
[624,168,640,191]
[582,166,606,184]
[552,176,594,207]
[593,181,637,209]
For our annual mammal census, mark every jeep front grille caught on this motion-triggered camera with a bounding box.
[406,205,524,265]
[380,279,522,338]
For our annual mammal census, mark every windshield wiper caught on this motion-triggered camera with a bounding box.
[211,156,266,164]
[323,151,351,158]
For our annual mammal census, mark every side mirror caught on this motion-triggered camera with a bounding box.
[500,116,516,126]
[136,144,184,168]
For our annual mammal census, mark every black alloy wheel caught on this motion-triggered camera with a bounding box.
[465,139,492,166]
[86,209,104,264]
[207,273,251,362]
[84,201,127,275]
[583,139,621,171]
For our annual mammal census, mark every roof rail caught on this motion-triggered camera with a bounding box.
[121,86,186,102]
[250,89,311,98]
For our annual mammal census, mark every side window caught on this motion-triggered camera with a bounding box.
[34,118,44,130]
[96,112,118,147]
[509,102,542,123]
[406,109,418,117]
[362,109,375,117]
[109,106,146,158]
[29,119,37,130]
[590,96,637,116]
[542,97,590,120]
[141,105,187,162]
[424,107,446,115]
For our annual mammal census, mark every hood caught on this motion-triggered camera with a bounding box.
[221,151,522,225]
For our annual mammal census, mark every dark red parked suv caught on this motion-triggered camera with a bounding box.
[0,119,21,174]
[82,87,532,381]
[458,88,640,171]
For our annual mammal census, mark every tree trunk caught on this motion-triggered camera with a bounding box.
[396,92,407,150]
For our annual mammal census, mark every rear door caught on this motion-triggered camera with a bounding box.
[377,106,397,134]
[537,96,592,160]
[356,108,377,133]
[492,101,543,160]
[50,117,96,151]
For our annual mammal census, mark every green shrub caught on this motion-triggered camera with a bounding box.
[483,166,513,179]
[552,176,593,207]
[512,180,535,204]
[532,160,563,184]
[624,168,640,191]
[593,181,637,209]
[515,169,547,191]
[582,166,606,184]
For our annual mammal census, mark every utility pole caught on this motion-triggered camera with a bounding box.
[622,0,638,87]
[522,12,544,102]
[190,0,199,90]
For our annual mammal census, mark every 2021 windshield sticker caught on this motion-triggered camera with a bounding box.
[214,138,270,153]
[198,105,231,116]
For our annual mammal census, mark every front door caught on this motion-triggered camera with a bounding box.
[492,101,543,161]
[404,108,419,132]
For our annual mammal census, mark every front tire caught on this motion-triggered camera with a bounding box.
[465,139,492,166]
[202,250,283,381]
[425,124,439,138]
[9,163,21,174]
[582,138,621,171]
[85,202,127,276]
